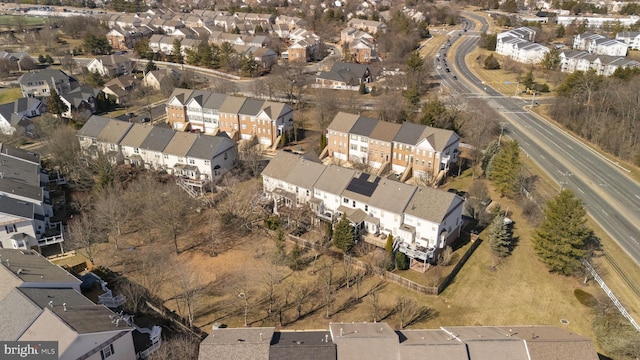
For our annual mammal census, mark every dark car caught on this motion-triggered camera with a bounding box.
[126,112,135,118]
[452,75,457,80]
[445,68,450,72]
[447,188,458,193]
[141,117,151,123]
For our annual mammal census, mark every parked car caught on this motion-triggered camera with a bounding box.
[141,117,151,123]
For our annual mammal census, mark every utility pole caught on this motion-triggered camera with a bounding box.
[514,81,519,96]
[531,92,536,107]
[498,122,507,146]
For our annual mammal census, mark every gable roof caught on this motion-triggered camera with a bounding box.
[78,115,111,139]
[393,122,427,145]
[0,196,35,219]
[368,178,416,214]
[139,126,174,152]
[329,322,398,360]
[404,187,463,223]
[369,121,401,142]
[420,126,460,152]
[313,164,357,196]
[118,123,153,148]
[0,249,82,285]
[18,69,71,86]
[163,131,198,157]
[219,96,247,113]
[187,134,235,160]
[349,115,378,137]
[0,288,42,340]
[327,112,361,134]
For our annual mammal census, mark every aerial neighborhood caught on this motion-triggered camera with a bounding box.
[2,0,640,359]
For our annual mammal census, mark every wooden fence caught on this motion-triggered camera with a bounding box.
[287,233,483,296]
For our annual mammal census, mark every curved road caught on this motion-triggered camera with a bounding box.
[450,12,640,264]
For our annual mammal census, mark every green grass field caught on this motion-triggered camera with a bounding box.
[0,15,47,27]
[0,88,21,104]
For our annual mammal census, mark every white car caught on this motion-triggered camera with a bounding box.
[437,65,442,70]
[436,53,440,57]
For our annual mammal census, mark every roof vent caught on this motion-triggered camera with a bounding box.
[48,300,53,307]
[17,268,23,275]
[325,334,328,343]
[340,328,343,337]
[259,333,263,342]
[63,303,67,312]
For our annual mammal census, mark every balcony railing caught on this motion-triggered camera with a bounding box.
[398,241,434,261]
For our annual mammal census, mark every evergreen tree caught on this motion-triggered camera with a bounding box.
[488,214,512,258]
[556,24,565,38]
[47,88,68,119]
[484,54,501,70]
[333,214,354,252]
[534,190,590,275]
[38,54,46,64]
[395,251,409,270]
[488,140,521,198]
[172,39,183,64]
[45,54,54,65]
[385,233,394,253]
[288,241,303,271]
[481,140,500,174]
[145,59,157,73]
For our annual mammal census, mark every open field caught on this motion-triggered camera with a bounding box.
[0,15,46,27]
[0,87,21,104]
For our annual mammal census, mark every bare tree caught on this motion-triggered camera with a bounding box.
[147,335,199,360]
[67,214,106,265]
[94,185,128,250]
[394,298,433,329]
[260,263,282,316]
[319,260,335,318]
[238,140,266,178]
[369,289,380,322]
[159,182,196,253]
[172,263,203,328]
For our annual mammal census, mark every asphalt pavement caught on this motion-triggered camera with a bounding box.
[452,11,640,265]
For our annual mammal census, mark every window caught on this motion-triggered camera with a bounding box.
[134,148,139,154]
[164,154,169,159]
[224,152,228,160]
[5,224,17,233]
[189,159,195,165]
[204,160,210,165]
[350,144,357,150]
[100,344,115,359]
[365,205,368,212]
[352,200,356,207]
[343,197,349,204]
[306,189,310,196]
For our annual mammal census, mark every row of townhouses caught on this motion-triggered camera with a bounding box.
[616,31,640,50]
[573,32,628,56]
[325,112,460,181]
[166,88,294,147]
[262,151,465,264]
[198,322,599,360]
[77,115,238,181]
[495,27,550,64]
[0,248,161,360]
[0,143,64,252]
[557,15,640,28]
[559,50,640,75]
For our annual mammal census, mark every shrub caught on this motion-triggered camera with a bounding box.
[395,252,409,270]
[574,289,598,308]
[533,83,550,93]
[264,216,280,230]
[484,54,501,70]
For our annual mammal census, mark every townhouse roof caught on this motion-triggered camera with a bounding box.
[342,172,379,204]
[238,98,264,116]
[0,288,42,340]
[92,54,130,67]
[139,126,174,152]
[501,325,599,360]
[203,92,229,109]
[18,69,70,86]
[162,131,198,157]
[104,75,136,90]
[617,31,640,38]
[96,118,133,144]
[0,195,34,219]
[284,155,326,190]
[0,153,42,201]
[421,126,459,152]
[369,121,401,142]
[19,288,133,334]
[260,150,298,180]
[199,327,275,360]
[0,142,39,164]
[168,87,193,105]
[313,164,357,196]
[349,115,378,137]
[0,249,81,285]
[368,178,416,214]
[404,187,463,224]
[187,134,234,160]
[329,322,398,360]
[269,331,336,360]
[77,115,111,139]
[327,112,361,134]
[261,101,288,119]
[119,123,153,148]
[219,95,247,113]
[398,329,468,359]
[443,326,529,360]
[393,122,428,145]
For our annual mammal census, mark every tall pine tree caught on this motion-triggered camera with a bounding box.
[488,214,512,258]
[488,140,521,198]
[534,189,590,275]
[47,88,68,120]
[333,214,354,252]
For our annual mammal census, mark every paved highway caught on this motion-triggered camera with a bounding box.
[451,12,640,264]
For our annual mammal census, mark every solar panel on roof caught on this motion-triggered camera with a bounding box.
[345,173,379,197]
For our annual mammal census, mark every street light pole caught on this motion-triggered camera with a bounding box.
[531,92,536,107]
[514,81,519,96]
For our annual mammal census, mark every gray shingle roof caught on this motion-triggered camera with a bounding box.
[139,126,174,152]
[404,187,462,223]
[97,118,133,145]
[420,126,459,152]
[238,98,264,116]
[0,288,42,340]
[18,69,70,86]
[199,327,274,360]
[393,122,427,145]
[313,165,357,196]
[329,322,399,360]
[368,178,416,214]
[0,154,42,201]
[398,329,468,359]
[187,134,235,160]
[261,150,298,180]
[349,116,378,137]
[0,249,82,285]
[77,115,111,139]
[219,96,247,113]
[269,331,336,360]
[284,156,327,190]
[0,196,34,219]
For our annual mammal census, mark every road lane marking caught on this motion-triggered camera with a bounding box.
[577,187,584,194]
[566,144,573,149]
[602,209,608,216]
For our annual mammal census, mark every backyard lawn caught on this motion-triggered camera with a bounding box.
[0,87,21,104]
